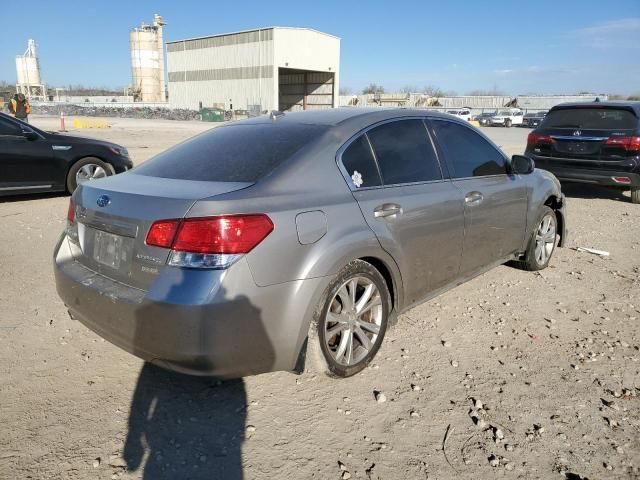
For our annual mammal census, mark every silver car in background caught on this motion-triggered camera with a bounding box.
[54,108,567,378]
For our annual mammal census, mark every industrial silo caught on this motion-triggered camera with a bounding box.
[130,14,166,103]
[15,39,46,100]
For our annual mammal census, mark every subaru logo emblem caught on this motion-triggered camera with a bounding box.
[573,130,582,137]
[96,195,110,208]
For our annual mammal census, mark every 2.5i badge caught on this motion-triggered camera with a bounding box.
[351,170,363,188]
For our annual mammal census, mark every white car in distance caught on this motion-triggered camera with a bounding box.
[488,108,524,127]
[446,108,472,121]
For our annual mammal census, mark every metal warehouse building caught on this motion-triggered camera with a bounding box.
[166,27,340,112]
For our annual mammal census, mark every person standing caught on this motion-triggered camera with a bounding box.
[9,93,31,123]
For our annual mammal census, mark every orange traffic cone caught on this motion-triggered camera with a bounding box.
[59,111,67,132]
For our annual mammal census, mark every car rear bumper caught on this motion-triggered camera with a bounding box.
[53,234,328,377]
[532,156,640,187]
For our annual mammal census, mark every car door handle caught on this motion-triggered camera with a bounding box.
[464,191,484,205]
[374,203,403,218]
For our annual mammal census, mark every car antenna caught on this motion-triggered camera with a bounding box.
[270,110,285,120]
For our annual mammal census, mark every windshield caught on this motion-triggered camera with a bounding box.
[496,110,511,116]
[541,108,637,129]
[133,122,328,182]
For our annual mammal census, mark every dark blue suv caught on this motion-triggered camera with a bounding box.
[525,102,640,203]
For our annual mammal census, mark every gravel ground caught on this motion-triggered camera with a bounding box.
[1,116,638,480]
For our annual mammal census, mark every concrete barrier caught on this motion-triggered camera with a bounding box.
[72,118,111,129]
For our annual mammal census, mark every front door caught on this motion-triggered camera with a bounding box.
[429,119,528,275]
[0,117,58,191]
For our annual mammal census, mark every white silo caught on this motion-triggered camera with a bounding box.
[15,39,47,100]
[130,14,166,103]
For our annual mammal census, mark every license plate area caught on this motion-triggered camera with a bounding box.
[93,230,125,269]
[556,141,599,155]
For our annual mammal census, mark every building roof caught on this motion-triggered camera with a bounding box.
[166,26,339,45]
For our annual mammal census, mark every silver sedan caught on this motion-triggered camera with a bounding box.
[54,108,567,378]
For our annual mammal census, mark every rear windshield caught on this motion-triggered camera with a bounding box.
[133,123,327,182]
[542,108,638,130]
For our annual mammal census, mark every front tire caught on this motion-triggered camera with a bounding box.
[307,260,391,378]
[631,186,640,204]
[505,119,512,128]
[66,157,112,193]
[517,206,557,271]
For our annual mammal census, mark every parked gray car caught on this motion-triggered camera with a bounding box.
[54,108,567,378]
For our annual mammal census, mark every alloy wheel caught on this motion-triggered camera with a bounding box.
[323,276,383,366]
[76,164,107,185]
[534,213,556,265]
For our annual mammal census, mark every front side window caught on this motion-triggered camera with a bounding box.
[341,135,381,188]
[366,119,442,185]
[432,120,507,178]
[0,117,21,136]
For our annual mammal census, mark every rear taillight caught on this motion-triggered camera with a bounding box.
[146,214,274,269]
[65,198,80,245]
[612,176,631,184]
[145,220,179,249]
[605,136,640,151]
[527,132,553,146]
[67,198,75,224]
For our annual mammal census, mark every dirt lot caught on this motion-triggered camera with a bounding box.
[1,116,638,480]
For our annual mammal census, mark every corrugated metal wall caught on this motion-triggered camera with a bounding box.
[166,29,275,110]
[516,95,607,109]
[166,27,340,111]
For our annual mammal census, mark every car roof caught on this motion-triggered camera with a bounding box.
[550,101,640,115]
[238,107,458,127]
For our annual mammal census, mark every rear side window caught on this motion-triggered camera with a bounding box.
[367,119,442,185]
[432,120,507,178]
[341,135,382,188]
[133,123,327,182]
[542,108,638,130]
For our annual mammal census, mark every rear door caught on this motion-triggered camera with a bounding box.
[430,119,527,276]
[339,118,464,306]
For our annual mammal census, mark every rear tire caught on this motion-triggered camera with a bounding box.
[306,260,391,378]
[505,119,512,128]
[516,206,557,271]
[631,187,640,204]
[66,157,112,193]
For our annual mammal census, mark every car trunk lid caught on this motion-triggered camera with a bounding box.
[70,173,252,290]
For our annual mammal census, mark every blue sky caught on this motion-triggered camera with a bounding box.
[1,0,639,95]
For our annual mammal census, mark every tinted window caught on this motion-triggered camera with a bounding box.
[541,108,637,130]
[432,120,507,178]
[366,119,441,185]
[0,117,21,136]
[341,135,381,188]
[133,123,327,182]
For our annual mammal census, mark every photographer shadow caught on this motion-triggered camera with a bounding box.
[123,273,276,480]
[124,365,247,479]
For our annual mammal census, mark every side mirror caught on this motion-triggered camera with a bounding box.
[511,155,534,174]
[22,128,38,141]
